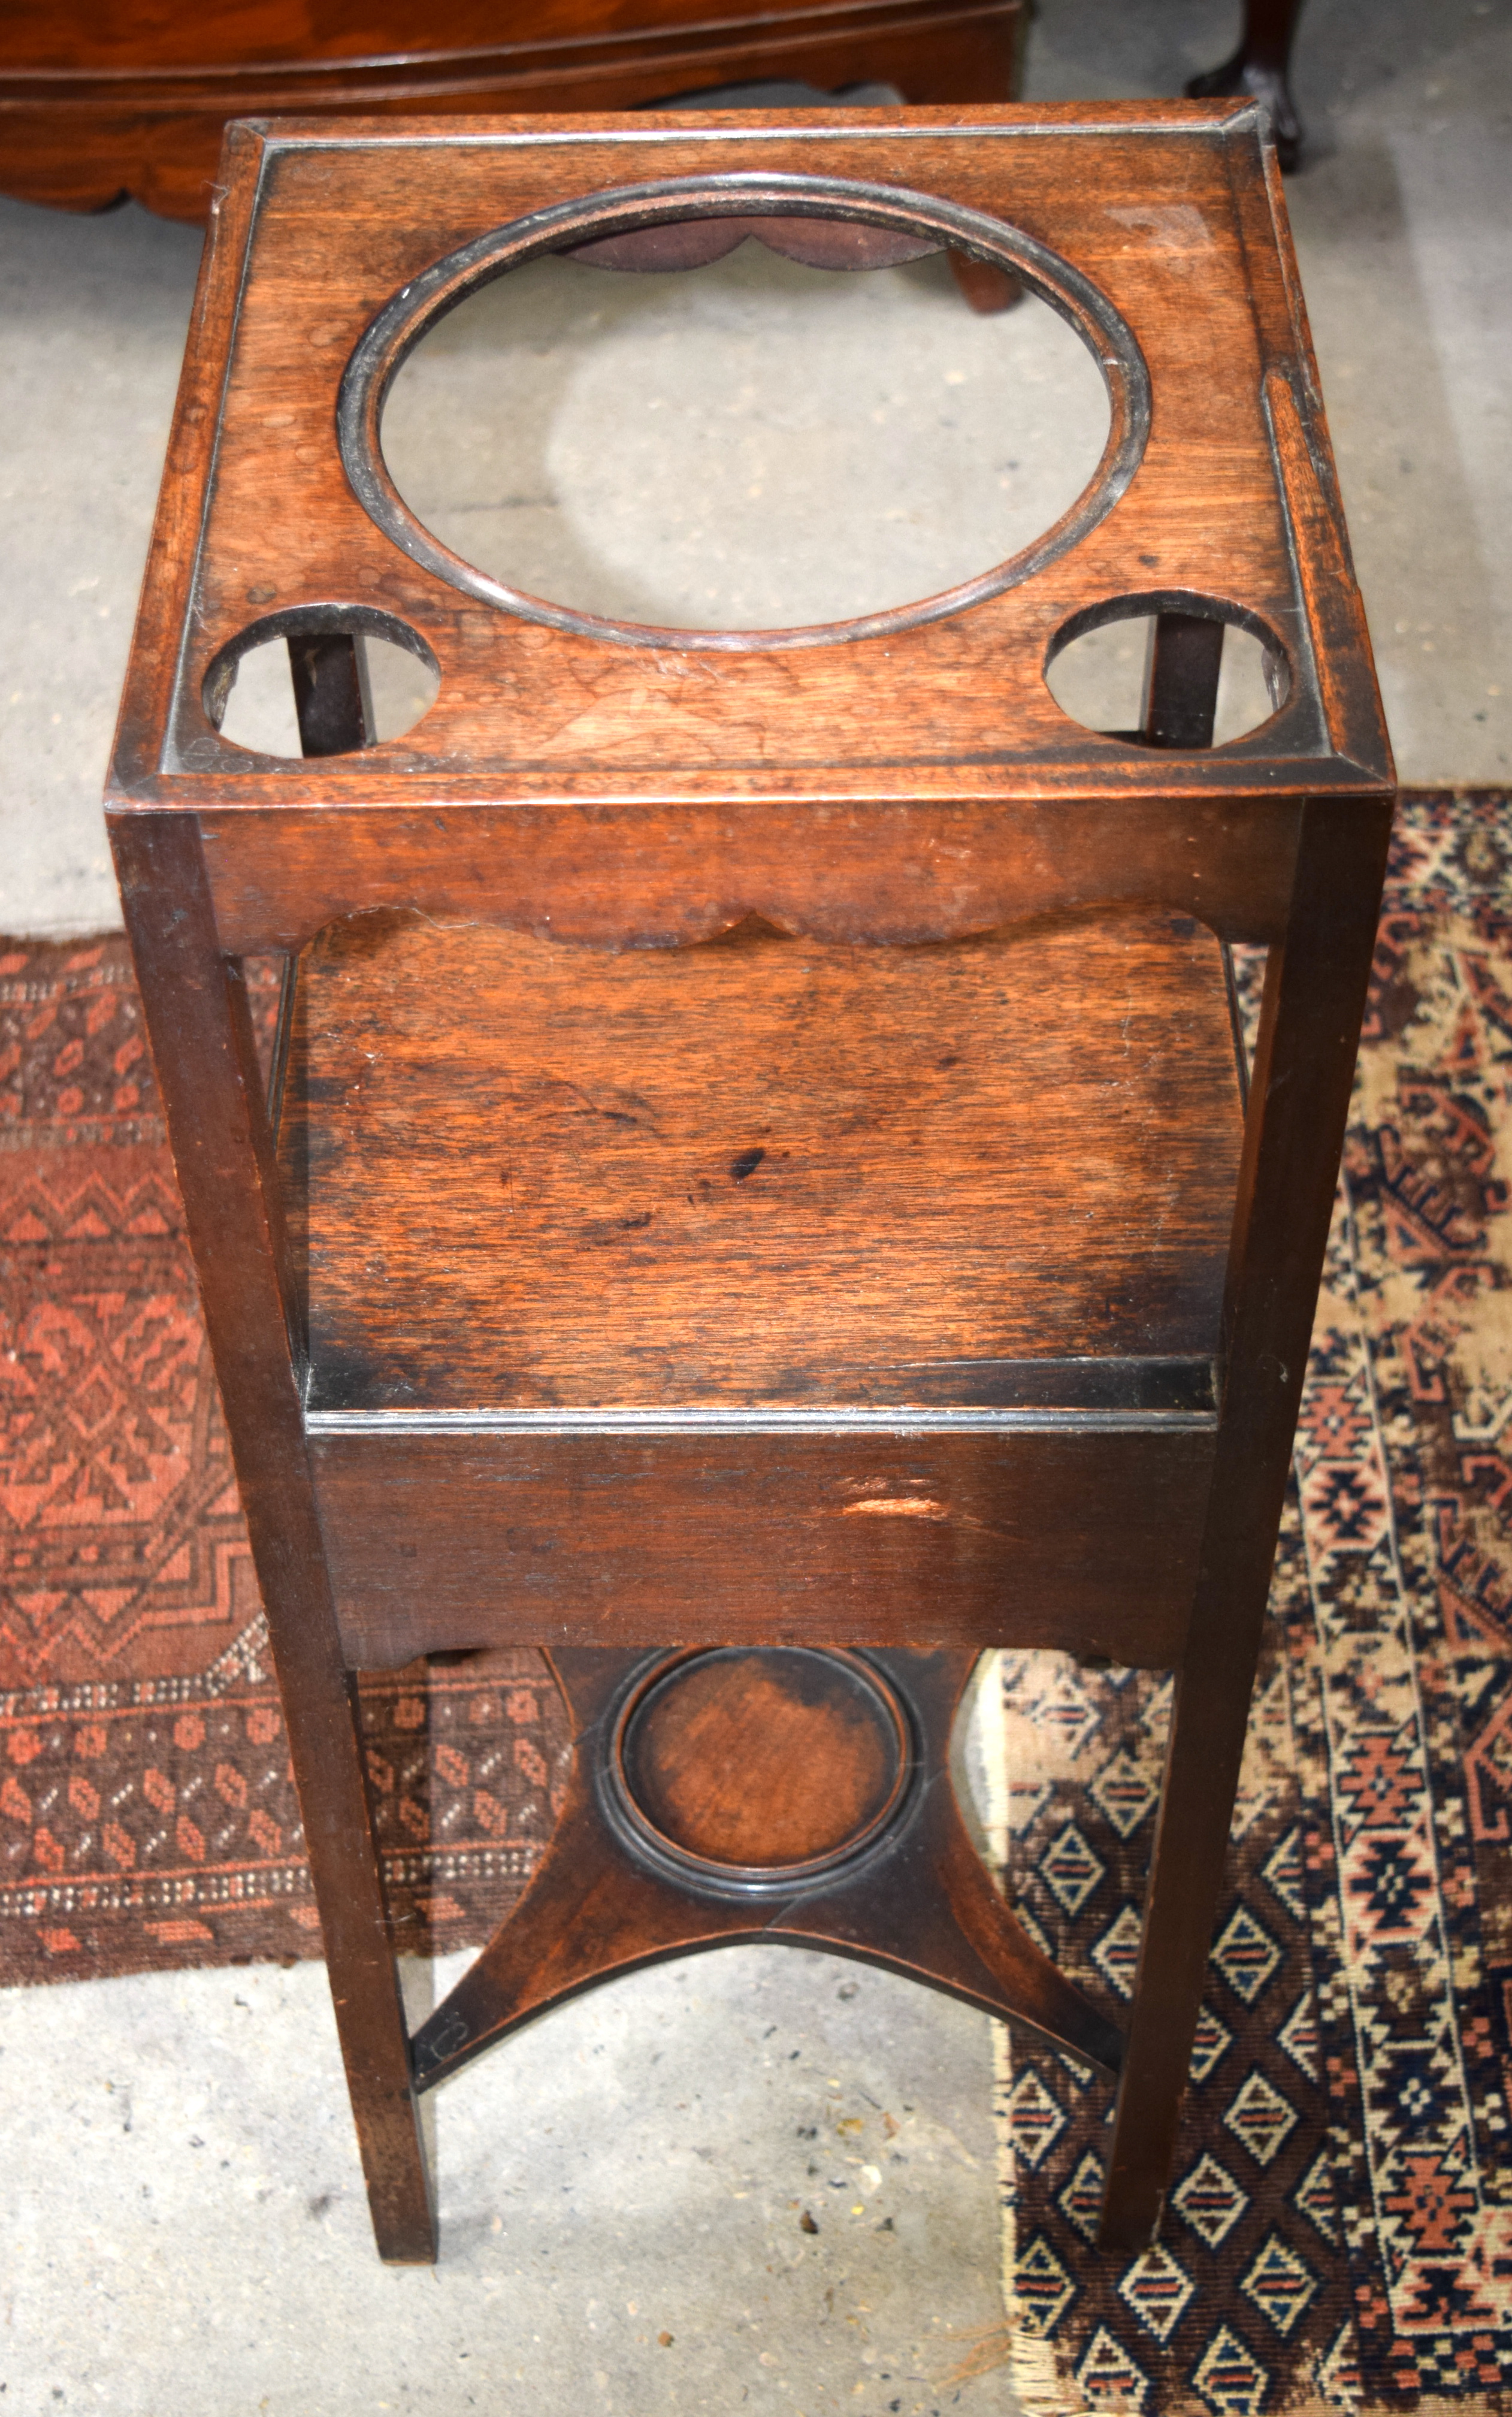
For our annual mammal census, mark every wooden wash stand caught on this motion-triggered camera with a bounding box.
[107,102,1395,2264]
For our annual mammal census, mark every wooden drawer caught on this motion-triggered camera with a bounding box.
[312,1421,1217,1666]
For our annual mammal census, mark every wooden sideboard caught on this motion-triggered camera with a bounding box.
[0,0,1024,221]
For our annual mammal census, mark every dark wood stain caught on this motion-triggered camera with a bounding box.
[0,0,1024,222]
[105,106,1394,2267]
[312,1425,1217,1670]
[620,1647,902,1869]
[408,1646,1127,2090]
[277,908,1243,1414]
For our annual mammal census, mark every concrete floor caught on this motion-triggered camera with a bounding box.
[2,1,1510,2409]
[2,1947,1012,2417]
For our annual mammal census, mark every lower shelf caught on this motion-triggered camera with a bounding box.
[407,1644,1126,2092]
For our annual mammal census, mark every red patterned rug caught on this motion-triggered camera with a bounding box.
[0,936,566,1979]
[996,793,1512,2413]
[4,797,1511,2414]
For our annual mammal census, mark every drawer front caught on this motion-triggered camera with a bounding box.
[313,1427,1215,1670]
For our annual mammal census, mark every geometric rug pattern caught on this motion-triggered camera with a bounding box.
[5,800,1511,2403]
[997,794,1512,2412]
[1,935,567,1981]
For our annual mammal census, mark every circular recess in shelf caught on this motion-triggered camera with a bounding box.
[608,1646,914,1893]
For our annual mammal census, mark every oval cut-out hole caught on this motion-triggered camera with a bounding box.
[210,617,439,758]
[1045,602,1288,748]
[379,245,1112,634]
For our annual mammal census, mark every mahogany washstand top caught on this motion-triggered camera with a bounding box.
[110,99,1389,961]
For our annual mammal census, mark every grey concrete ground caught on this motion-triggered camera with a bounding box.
[2,2,1510,2410]
[1029,0,1512,786]
[1,1947,1010,2417]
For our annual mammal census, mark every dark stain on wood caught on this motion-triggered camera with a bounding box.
[277,908,1243,1415]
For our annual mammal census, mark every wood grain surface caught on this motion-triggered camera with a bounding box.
[198,795,1305,960]
[0,0,1022,221]
[279,907,1244,1412]
[313,1423,1215,1668]
[104,105,1392,833]
[618,1646,906,1871]
[105,106,1394,2262]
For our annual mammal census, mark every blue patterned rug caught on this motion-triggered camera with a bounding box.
[996,793,1512,2413]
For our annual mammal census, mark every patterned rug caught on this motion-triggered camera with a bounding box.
[0,937,567,1979]
[995,793,1512,2413]
[4,797,1510,2413]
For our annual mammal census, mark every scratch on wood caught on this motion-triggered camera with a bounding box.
[842,1497,951,1521]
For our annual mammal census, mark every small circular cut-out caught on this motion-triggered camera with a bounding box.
[613,1647,911,1888]
[340,172,1151,651]
[1044,594,1290,749]
[205,606,439,758]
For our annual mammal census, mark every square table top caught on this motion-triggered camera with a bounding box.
[108,101,1392,836]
